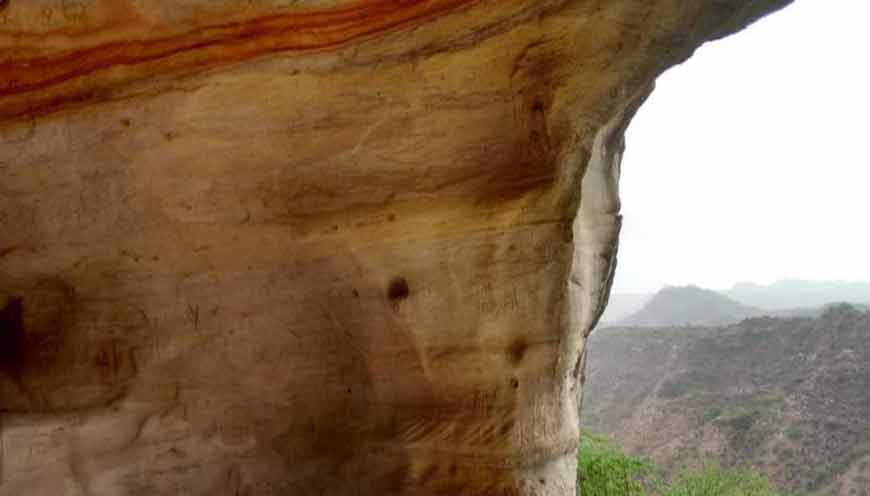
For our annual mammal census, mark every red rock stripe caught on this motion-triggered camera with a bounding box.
[0,0,476,99]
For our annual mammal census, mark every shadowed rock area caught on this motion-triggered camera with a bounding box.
[0,1,791,494]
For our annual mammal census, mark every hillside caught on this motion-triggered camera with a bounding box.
[619,285,761,327]
[582,305,870,495]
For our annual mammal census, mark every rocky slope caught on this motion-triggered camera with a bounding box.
[582,305,870,495]
[0,1,791,494]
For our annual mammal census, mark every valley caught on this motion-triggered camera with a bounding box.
[583,304,870,495]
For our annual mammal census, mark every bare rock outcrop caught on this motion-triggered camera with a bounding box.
[0,1,790,494]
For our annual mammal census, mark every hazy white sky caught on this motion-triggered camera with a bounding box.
[612,1,870,294]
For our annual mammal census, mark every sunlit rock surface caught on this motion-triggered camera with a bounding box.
[0,1,790,494]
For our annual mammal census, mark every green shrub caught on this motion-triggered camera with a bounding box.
[658,464,780,496]
[577,434,782,496]
[703,407,722,423]
[577,433,654,496]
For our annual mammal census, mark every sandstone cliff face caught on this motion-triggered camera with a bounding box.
[0,1,790,494]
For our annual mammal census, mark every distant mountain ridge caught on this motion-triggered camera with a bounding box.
[725,279,870,310]
[600,280,870,326]
[618,285,761,327]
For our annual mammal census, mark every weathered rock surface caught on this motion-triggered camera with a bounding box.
[0,1,790,494]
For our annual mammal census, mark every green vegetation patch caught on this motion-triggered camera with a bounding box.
[577,433,654,496]
[662,464,781,496]
[703,407,723,423]
[577,434,781,496]
[714,406,761,432]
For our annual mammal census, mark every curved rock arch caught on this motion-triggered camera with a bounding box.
[0,1,791,494]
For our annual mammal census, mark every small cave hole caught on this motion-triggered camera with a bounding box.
[387,277,410,301]
[508,338,527,365]
[0,298,25,371]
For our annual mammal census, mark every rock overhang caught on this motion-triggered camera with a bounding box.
[0,1,793,494]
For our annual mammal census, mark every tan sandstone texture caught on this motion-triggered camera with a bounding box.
[0,1,790,494]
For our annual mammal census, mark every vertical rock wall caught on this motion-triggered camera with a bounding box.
[0,1,791,494]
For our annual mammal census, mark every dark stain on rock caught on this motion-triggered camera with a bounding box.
[416,462,439,486]
[0,280,77,408]
[507,338,527,365]
[95,340,128,382]
[0,278,140,412]
[0,245,17,259]
[498,419,515,436]
[387,277,410,302]
[0,286,72,385]
[0,0,8,13]
[0,298,25,381]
